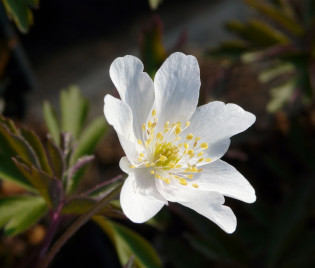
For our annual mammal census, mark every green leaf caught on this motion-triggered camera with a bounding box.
[2,0,39,33]
[94,217,162,268]
[0,120,35,190]
[13,159,63,208]
[148,0,163,10]
[61,197,123,218]
[226,19,289,48]
[244,0,304,36]
[0,122,40,168]
[43,101,60,146]
[208,40,249,59]
[139,17,167,78]
[46,137,64,180]
[0,195,47,236]
[20,128,53,176]
[71,116,107,163]
[68,117,107,193]
[266,78,297,112]
[60,86,89,139]
[258,62,295,83]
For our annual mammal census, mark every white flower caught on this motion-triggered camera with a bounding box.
[104,52,256,233]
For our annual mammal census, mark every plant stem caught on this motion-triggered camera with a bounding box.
[39,206,62,258]
[82,173,124,196]
[37,182,123,268]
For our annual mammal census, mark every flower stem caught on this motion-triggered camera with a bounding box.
[37,182,123,268]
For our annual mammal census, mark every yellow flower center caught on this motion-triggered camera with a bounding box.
[130,109,212,188]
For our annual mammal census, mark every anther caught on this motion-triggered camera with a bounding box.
[200,143,208,149]
[205,158,212,162]
[184,143,189,149]
[152,109,156,116]
[197,158,204,163]
[151,170,155,174]
[164,121,170,128]
[140,153,144,157]
[129,165,135,168]
[197,152,204,157]
[192,183,199,188]
[185,121,190,127]
[179,178,188,185]
[137,139,142,145]
[186,134,194,140]
[142,124,146,131]
[175,126,181,135]
[159,155,167,161]
[187,174,194,179]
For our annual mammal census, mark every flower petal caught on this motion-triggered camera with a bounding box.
[182,101,256,162]
[155,178,237,233]
[120,176,165,223]
[193,160,256,203]
[110,55,155,140]
[180,193,237,233]
[104,95,137,160]
[154,52,200,127]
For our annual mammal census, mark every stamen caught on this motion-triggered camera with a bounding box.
[186,134,194,140]
[179,178,188,185]
[200,143,208,149]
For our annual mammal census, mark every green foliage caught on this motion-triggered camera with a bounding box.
[2,0,39,33]
[94,216,162,268]
[43,86,107,193]
[0,195,47,236]
[208,0,315,111]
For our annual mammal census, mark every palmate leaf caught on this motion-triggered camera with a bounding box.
[226,19,289,48]
[60,86,89,140]
[2,0,39,33]
[94,216,162,268]
[12,158,63,208]
[244,0,304,36]
[0,195,47,236]
[43,101,60,146]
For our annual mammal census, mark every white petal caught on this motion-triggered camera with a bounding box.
[120,176,165,223]
[104,95,137,160]
[110,55,154,140]
[193,160,256,203]
[155,172,237,233]
[119,156,133,174]
[154,52,200,127]
[180,193,237,233]
[182,101,255,162]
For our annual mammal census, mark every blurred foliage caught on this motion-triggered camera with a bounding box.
[1,0,39,33]
[0,86,163,268]
[148,0,163,10]
[94,216,162,268]
[208,0,315,112]
[139,15,187,79]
